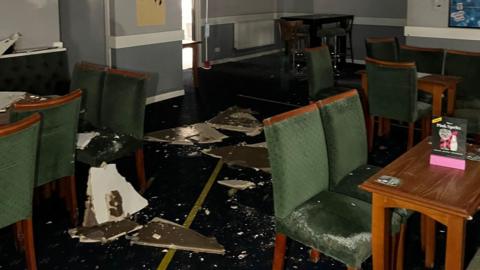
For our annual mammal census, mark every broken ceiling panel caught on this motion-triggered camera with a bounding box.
[203,145,270,173]
[77,132,100,150]
[144,123,228,145]
[131,217,225,255]
[206,106,263,136]
[84,164,148,226]
[69,219,142,243]
[217,180,256,190]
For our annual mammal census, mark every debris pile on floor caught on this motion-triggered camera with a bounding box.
[217,180,256,190]
[130,218,225,255]
[206,106,263,136]
[145,123,228,145]
[76,132,100,150]
[69,219,142,243]
[203,144,270,173]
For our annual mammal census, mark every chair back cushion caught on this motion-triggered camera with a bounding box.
[317,90,368,187]
[365,37,399,62]
[445,50,480,100]
[0,50,69,95]
[305,46,334,100]
[264,104,329,220]
[70,62,106,127]
[100,69,146,139]
[0,114,40,228]
[11,91,82,186]
[399,45,444,74]
[366,58,418,122]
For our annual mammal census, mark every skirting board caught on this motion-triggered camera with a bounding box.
[146,89,185,105]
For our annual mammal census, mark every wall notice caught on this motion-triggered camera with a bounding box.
[136,0,166,26]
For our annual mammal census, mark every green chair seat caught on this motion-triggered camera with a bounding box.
[277,190,400,268]
[416,101,433,121]
[76,128,142,167]
[332,164,381,203]
[454,108,480,134]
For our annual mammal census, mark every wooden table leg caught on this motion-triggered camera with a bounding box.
[445,217,466,270]
[447,85,457,116]
[431,87,443,117]
[424,216,436,268]
[372,194,391,270]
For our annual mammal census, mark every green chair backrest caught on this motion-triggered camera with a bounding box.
[11,90,82,187]
[445,50,480,100]
[264,104,329,220]
[317,90,368,187]
[70,62,106,127]
[365,37,399,62]
[305,45,334,100]
[366,57,419,123]
[399,45,445,74]
[0,113,41,229]
[100,69,147,139]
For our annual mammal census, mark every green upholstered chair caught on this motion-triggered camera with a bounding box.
[317,89,410,269]
[76,68,148,192]
[0,113,41,270]
[70,62,107,129]
[366,57,432,149]
[264,103,399,270]
[365,37,399,62]
[399,45,444,74]
[11,90,83,225]
[445,50,480,134]
[305,45,350,101]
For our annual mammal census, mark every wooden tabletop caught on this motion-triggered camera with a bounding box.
[360,139,480,219]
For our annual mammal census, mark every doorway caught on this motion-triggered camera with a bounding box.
[182,0,194,70]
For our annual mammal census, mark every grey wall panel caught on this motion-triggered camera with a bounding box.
[203,0,275,18]
[112,42,183,97]
[352,25,405,60]
[407,37,480,52]
[0,0,60,50]
[407,0,449,27]
[110,0,181,36]
[59,0,107,73]
[204,24,282,61]
[277,0,313,13]
[314,0,406,18]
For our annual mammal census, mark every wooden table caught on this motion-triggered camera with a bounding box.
[359,70,461,116]
[360,139,480,270]
[182,40,202,88]
[282,14,353,64]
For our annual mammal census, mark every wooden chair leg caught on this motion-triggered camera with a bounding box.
[347,267,359,270]
[309,249,321,263]
[14,221,25,251]
[272,233,287,270]
[391,232,398,270]
[377,117,384,137]
[421,214,426,251]
[421,117,431,139]
[22,219,37,270]
[407,122,415,149]
[383,119,391,137]
[396,224,406,270]
[64,176,79,226]
[135,148,147,193]
[368,115,375,152]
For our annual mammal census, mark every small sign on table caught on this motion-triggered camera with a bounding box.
[430,116,467,170]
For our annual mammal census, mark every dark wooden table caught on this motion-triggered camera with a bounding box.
[360,139,480,270]
[282,14,354,64]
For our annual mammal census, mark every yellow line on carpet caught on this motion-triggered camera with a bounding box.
[157,160,224,270]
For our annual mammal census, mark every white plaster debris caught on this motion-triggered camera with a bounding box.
[217,180,256,190]
[237,232,244,236]
[76,132,100,150]
[204,208,211,215]
[0,91,26,111]
[323,233,371,250]
[152,234,161,240]
[230,205,238,209]
[85,163,148,225]
[238,251,248,260]
[144,123,228,145]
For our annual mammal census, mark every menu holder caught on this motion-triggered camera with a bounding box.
[430,117,467,170]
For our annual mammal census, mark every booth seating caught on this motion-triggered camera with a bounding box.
[0,50,69,95]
